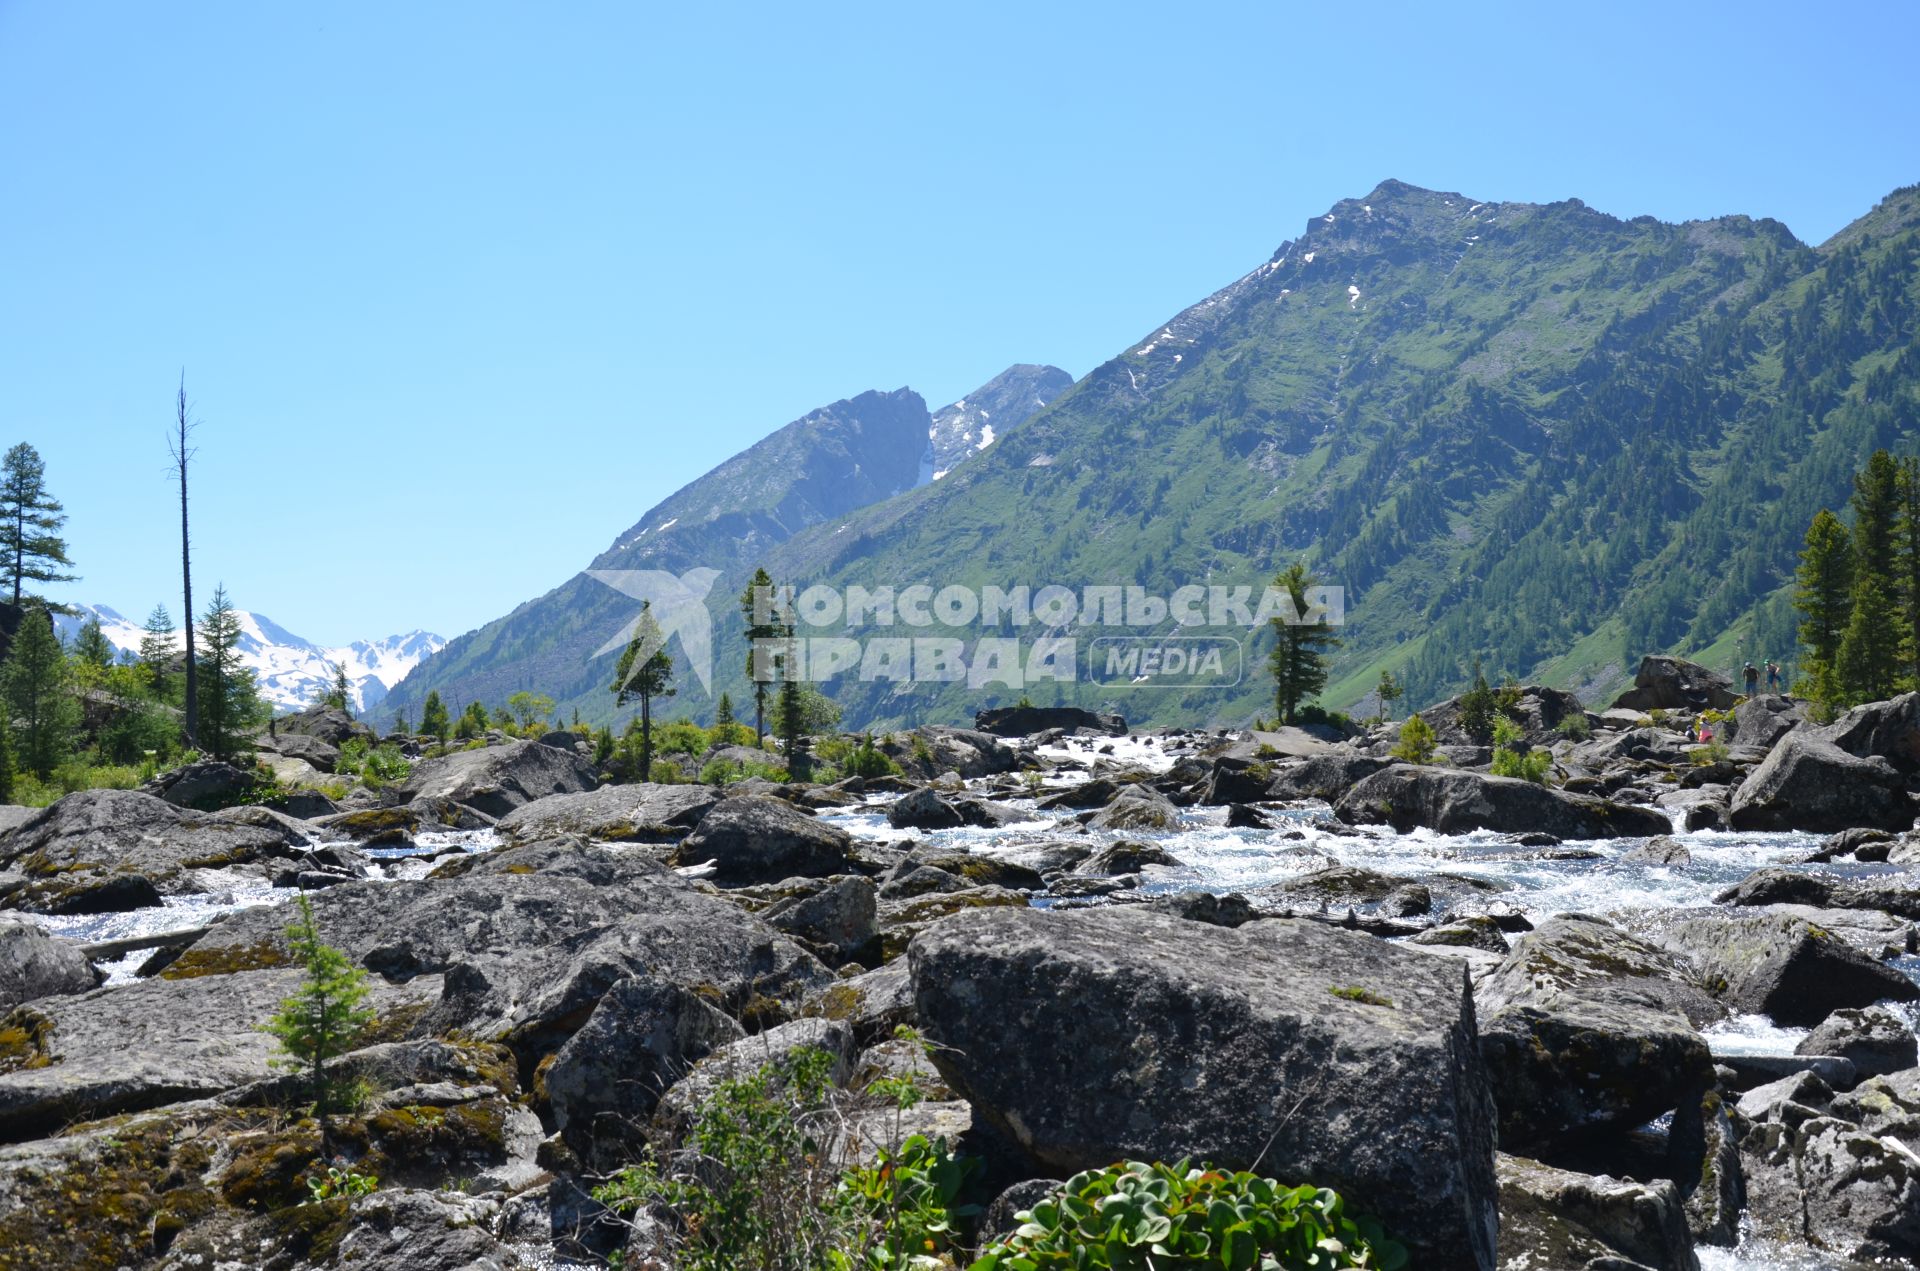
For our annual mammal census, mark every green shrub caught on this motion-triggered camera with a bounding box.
[910,733,933,765]
[1489,717,1551,784]
[1388,715,1436,765]
[1554,714,1592,741]
[698,758,791,787]
[843,735,902,779]
[655,720,710,757]
[1253,743,1282,760]
[1293,705,1354,731]
[1689,740,1730,766]
[971,1160,1407,1270]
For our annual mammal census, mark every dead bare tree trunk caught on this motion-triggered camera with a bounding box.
[170,375,198,749]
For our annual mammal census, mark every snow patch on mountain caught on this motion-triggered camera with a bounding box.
[56,605,444,716]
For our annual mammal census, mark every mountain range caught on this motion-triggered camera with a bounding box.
[386,178,1920,731]
[56,605,444,715]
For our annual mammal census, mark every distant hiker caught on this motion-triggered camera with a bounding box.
[1743,662,1759,697]
[1698,721,1713,744]
[1766,661,1781,693]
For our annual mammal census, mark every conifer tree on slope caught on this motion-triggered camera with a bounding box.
[0,443,77,607]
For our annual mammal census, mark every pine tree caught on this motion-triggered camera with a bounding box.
[1852,449,1902,575]
[74,615,114,669]
[1897,457,1920,682]
[264,893,373,1150]
[1266,562,1339,726]
[196,585,262,763]
[419,690,450,745]
[318,661,353,715]
[1837,573,1904,705]
[390,708,409,738]
[772,681,840,777]
[612,602,675,782]
[139,604,176,699]
[739,566,787,743]
[0,443,77,606]
[1375,670,1402,723]
[1795,508,1856,697]
[1,607,78,779]
[715,691,736,729]
[0,713,14,804]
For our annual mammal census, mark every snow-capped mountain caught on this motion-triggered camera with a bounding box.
[55,605,445,716]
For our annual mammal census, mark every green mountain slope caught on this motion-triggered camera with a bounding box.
[391,179,1920,733]
[747,179,1920,728]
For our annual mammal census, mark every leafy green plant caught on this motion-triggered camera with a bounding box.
[969,1160,1407,1270]
[1328,985,1393,1007]
[594,1047,852,1270]
[1388,714,1435,765]
[306,1163,377,1202]
[1689,739,1730,766]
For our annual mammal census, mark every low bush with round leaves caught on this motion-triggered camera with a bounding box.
[968,1160,1407,1271]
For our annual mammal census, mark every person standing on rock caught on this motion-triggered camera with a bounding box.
[1766,661,1780,694]
[1743,662,1759,698]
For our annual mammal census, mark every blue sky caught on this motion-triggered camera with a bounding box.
[2,1,1915,645]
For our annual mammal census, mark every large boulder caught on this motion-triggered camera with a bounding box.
[1263,753,1396,804]
[1475,916,1719,1151]
[544,976,745,1171]
[762,875,879,964]
[1819,691,1920,772]
[1334,764,1669,839]
[166,836,832,1052]
[908,907,1498,1271]
[651,1017,857,1145]
[974,705,1125,737]
[1723,694,1806,750]
[1495,1154,1700,1271]
[1658,909,1919,1026]
[1712,866,1920,921]
[267,703,375,747]
[261,729,341,774]
[0,968,439,1139]
[141,760,256,810]
[669,794,854,885]
[0,919,98,1009]
[388,739,599,819]
[1739,1075,1920,1261]
[494,783,718,843]
[0,789,309,911]
[1424,685,1588,748]
[1611,656,1736,713]
[1083,783,1179,831]
[1796,1005,1918,1079]
[879,727,1020,779]
[1728,732,1914,833]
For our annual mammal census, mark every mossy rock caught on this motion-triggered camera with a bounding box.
[0,1006,56,1074]
[332,807,421,839]
[160,938,292,980]
[0,1108,253,1271]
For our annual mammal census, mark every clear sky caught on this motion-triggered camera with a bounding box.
[2,1,1915,646]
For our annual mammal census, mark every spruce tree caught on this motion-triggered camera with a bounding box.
[1898,457,1920,682]
[1375,670,1402,723]
[1,607,78,779]
[419,690,450,745]
[0,443,77,606]
[139,604,176,698]
[612,602,675,782]
[714,691,735,729]
[1795,508,1855,696]
[196,585,262,763]
[1266,562,1339,726]
[1838,573,1904,705]
[264,893,373,1150]
[739,566,787,743]
[74,616,114,669]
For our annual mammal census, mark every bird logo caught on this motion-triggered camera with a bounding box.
[587,567,723,692]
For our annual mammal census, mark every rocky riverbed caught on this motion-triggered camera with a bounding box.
[6,670,1920,1268]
